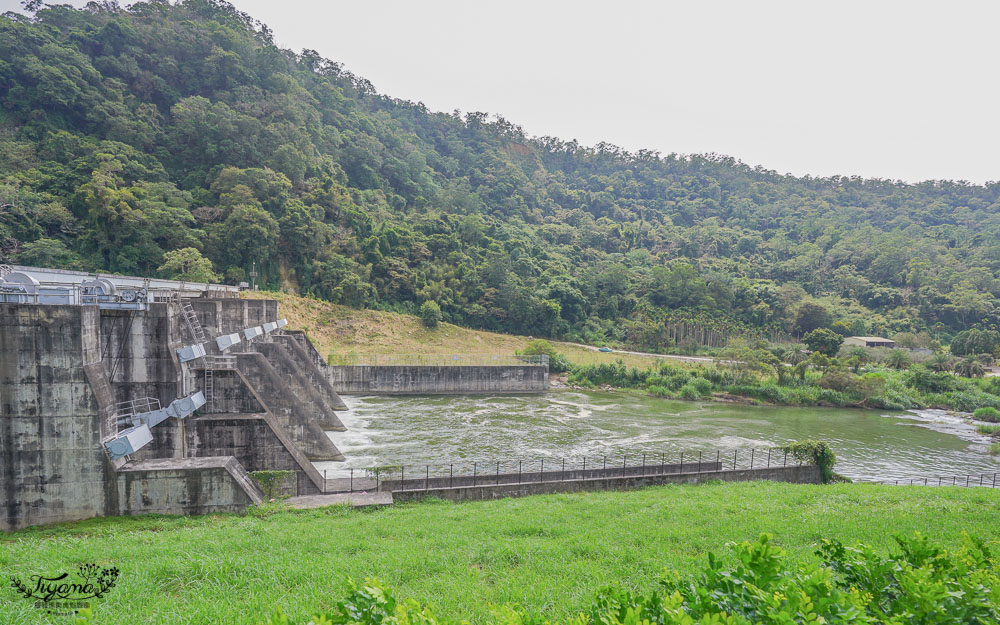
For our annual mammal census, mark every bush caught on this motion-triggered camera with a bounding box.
[252,533,1000,625]
[974,406,1000,422]
[782,439,837,483]
[518,339,572,373]
[677,383,701,400]
[418,300,442,329]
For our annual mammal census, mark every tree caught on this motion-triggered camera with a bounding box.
[830,320,853,337]
[419,300,442,329]
[954,357,985,378]
[803,328,843,356]
[846,346,871,373]
[884,349,913,370]
[795,303,832,334]
[927,352,953,372]
[157,247,220,283]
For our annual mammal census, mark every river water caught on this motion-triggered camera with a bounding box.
[318,391,998,482]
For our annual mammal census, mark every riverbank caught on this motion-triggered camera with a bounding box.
[2,481,997,625]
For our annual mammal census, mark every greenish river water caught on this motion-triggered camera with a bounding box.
[319,391,998,481]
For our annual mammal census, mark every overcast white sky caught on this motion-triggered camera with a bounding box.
[5,0,999,183]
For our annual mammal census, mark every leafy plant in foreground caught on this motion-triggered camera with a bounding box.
[242,533,998,625]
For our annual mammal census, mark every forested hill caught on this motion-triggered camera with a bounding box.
[2,1,999,350]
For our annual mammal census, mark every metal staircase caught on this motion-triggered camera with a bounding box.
[179,299,206,342]
[194,356,236,412]
[204,369,214,411]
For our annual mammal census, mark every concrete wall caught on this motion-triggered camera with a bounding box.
[328,365,548,394]
[184,414,324,496]
[234,353,344,461]
[0,305,111,531]
[391,464,822,502]
[116,457,262,516]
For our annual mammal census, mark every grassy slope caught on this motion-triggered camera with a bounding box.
[2,482,998,625]
[245,291,675,369]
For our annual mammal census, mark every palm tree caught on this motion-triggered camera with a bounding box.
[784,345,808,365]
[846,346,871,373]
[954,357,985,378]
[927,352,953,372]
[884,349,913,370]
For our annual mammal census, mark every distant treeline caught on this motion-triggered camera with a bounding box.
[3,1,1000,351]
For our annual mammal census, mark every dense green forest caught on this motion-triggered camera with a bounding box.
[3,1,1000,350]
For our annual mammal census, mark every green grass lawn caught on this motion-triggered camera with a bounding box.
[2,481,998,624]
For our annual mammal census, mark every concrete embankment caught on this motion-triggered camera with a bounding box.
[391,464,822,502]
[325,364,548,394]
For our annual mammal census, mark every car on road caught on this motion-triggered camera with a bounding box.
[598,347,613,353]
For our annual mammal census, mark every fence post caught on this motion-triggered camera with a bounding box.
[623,454,627,478]
[350,468,353,492]
[582,456,586,476]
[750,449,754,470]
[966,475,970,488]
[698,451,702,473]
[661,452,665,474]
[497,461,500,486]
[473,462,477,487]
[994,473,997,488]
[518,460,522,484]
[783,449,787,466]
[401,466,404,491]
[642,454,645,477]
[766,449,770,468]
[540,459,544,482]
[680,452,684,473]
[603,455,607,478]
[733,449,737,470]
[426,465,430,491]
[376,468,379,492]
[562,458,566,480]
[716,450,720,472]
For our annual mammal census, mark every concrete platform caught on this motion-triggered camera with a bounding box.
[285,492,393,509]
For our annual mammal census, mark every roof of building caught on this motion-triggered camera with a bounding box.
[848,336,894,342]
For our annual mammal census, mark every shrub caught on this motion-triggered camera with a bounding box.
[418,300,442,329]
[782,439,837,483]
[248,470,295,500]
[678,383,701,400]
[645,385,672,398]
[818,369,860,393]
[976,424,1000,435]
[251,533,1000,625]
[518,339,572,373]
[689,377,713,396]
[974,406,1000,422]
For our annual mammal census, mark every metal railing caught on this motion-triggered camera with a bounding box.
[326,353,550,367]
[322,447,805,494]
[857,472,1000,489]
[198,355,237,370]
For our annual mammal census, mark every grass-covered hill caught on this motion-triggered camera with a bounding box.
[3,1,1000,350]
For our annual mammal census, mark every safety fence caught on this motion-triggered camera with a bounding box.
[322,447,804,493]
[326,353,549,367]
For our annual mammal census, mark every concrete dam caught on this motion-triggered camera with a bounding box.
[0,265,552,530]
[0,265,354,531]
